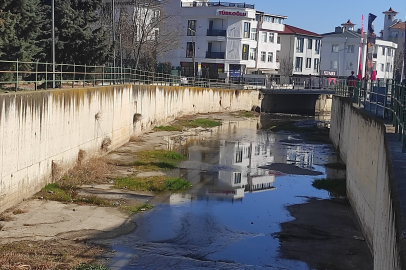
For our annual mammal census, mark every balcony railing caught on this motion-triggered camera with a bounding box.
[207,29,226,36]
[206,51,225,59]
[181,1,255,9]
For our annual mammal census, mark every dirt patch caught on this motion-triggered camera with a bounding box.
[275,198,373,270]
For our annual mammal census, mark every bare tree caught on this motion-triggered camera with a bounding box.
[102,0,181,71]
[278,56,293,84]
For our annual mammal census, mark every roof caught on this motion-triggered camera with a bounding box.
[278,24,322,37]
[322,30,362,38]
[383,7,398,13]
[342,19,355,26]
[390,21,406,31]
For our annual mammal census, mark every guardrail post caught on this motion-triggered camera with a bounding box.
[45,62,48,90]
[93,65,96,87]
[383,81,388,118]
[15,59,18,92]
[72,63,75,88]
[60,63,63,88]
[35,60,39,91]
[102,65,105,86]
[83,64,86,87]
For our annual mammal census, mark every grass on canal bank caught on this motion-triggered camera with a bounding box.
[38,183,112,206]
[121,150,187,171]
[154,118,222,132]
[124,203,154,214]
[113,176,192,192]
[312,178,346,197]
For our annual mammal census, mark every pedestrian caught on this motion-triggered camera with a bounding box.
[347,71,356,97]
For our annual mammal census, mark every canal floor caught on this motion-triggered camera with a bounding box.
[106,115,372,270]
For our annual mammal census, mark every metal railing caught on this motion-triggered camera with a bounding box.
[205,52,226,59]
[0,59,277,91]
[0,59,345,92]
[207,29,227,36]
[334,79,406,152]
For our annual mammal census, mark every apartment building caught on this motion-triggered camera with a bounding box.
[321,19,398,79]
[162,0,287,80]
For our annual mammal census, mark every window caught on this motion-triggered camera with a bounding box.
[381,64,384,72]
[373,61,377,71]
[269,33,274,43]
[296,37,304,53]
[251,28,257,40]
[346,61,353,70]
[234,173,242,184]
[331,60,338,69]
[388,15,391,20]
[314,58,320,72]
[332,44,339,52]
[347,45,354,53]
[186,42,195,58]
[249,48,256,60]
[235,150,243,163]
[187,20,196,36]
[260,51,266,62]
[267,52,273,62]
[382,47,385,55]
[262,32,267,42]
[306,58,311,69]
[242,44,249,60]
[386,63,390,72]
[315,40,320,54]
[277,36,281,44]
[308,39,313,49]
[387,49,391,56]
[391,65,393,72]
[295,57,303,72]
[243,22,250,38]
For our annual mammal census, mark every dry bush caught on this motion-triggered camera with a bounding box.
[59,156,113,186]
[0,240,106,270]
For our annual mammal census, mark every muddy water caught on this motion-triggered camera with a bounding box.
[107,115,342,270]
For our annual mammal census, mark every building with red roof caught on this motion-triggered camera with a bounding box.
[277,24,322,76]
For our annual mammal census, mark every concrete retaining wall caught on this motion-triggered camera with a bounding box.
[0,85,260,213]
[330,96,402,270]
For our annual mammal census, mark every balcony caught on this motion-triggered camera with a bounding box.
[207,29,226,36]
[206,51,225,59]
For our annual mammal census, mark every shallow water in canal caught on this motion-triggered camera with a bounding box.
[108,115,340,270]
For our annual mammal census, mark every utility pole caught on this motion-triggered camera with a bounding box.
[112,0,116,83]
[52,0,55,88]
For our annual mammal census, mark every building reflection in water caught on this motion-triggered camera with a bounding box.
[167,119,320,205]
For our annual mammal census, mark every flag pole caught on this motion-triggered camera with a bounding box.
[358,15,364,80]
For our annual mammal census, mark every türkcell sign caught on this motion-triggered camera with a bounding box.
[217,10,247,16]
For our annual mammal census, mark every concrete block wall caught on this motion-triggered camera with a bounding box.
[0,85,260,213]
[330,96,402,270]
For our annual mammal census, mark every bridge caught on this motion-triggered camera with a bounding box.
[1,59,406,269]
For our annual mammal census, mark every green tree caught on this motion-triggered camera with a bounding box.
[39,0,111,66]
[0,0,43,80]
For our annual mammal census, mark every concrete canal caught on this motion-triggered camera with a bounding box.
[105,114,372,270]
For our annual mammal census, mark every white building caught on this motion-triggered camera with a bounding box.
[162,0,287,80]
[277,25,322,76]
[321,19,398,79]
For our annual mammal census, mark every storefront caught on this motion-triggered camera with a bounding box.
[180,62,198,77]
[201,63,225,79]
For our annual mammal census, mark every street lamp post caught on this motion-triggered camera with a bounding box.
[188,27,196,78]
[52,0,55,88]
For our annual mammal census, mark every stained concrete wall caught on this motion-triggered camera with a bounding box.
[330,96,402,270]
[0,85,260,213]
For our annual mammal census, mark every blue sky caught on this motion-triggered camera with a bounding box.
[253,0,406,35]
